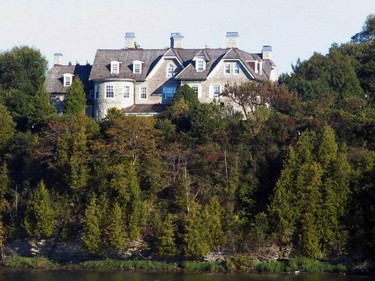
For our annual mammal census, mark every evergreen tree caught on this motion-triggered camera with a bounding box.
[62,77,86,116]
[27,86,56,129]
[155,213,178,258]
[107,201,127,251]
[82,195,101,254]
[23,180,56,238]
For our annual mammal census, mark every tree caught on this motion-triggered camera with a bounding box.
[82,194,101,254]
[221,81,273,119]
[62,77,86,116]
[268,126,350,258]
[23,180,57,238]
[155,213,178,258]
[0,103,15,152]
[27,86,56,129]
[0,46,48,129]
[352,14,375,43]
[107,201,127,251]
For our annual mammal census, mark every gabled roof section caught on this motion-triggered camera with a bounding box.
[175,49,226,80]
[89,49,166,81]
[45,64,93,94]
[194,49,211,61]
[89,47,276,82]
[163,48,184,66]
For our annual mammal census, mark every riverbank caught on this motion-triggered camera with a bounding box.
[1,255,352,274]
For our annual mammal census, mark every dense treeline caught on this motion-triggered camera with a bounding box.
[0,15,374,261]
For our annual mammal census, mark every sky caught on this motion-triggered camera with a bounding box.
[0,0,374,75]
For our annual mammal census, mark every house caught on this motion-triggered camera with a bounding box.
[46,32,277,120]
[45,53,93,115]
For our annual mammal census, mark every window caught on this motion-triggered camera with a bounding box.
[123,86,130,98]
[163,87,176,100]
[234,62,240,74]
[106,85,114,98]
[213,85,221,98]
[140,87,147,99]
[95,86,99,99]
[196,59,205,72]
[225,63,231,74]
[133,60,142,74]
[63,73,73,87]
[191,85,198,95]
[111,61,120,74]
[167,64,174,78]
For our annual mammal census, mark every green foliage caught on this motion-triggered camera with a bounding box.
[62,77,86,116]
[82,195,102,254]
[23,180,57,238]
[3,254,56,269]
[268,126,350,258]
[352,14,375,43]
[155,213,178,257]
[0,103,15,151]
[182,261,225,272]
[107,201,127,251]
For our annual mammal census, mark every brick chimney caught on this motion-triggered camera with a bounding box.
[125,32,136,49]
[53,53,63,65]
[262,45,272,60]
[170,33,184,48]
[226,32,239,48]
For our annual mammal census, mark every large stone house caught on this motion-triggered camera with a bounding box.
[46,32,277,120]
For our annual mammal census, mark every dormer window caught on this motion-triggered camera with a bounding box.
[133,60,142,74]
[196,59,205,72]
[167,64,175,78]
[63,73,73,87]
[111,61,120,74]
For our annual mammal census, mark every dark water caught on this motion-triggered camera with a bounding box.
[0,269,372,281]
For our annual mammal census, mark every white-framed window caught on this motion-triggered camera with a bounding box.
[133,60,142,74]
[163,87,176,100]
[106,85,114,98]
[234,62,240,74]
[123,85,130,98]
[213,85,221,98]
[63,73,73,87]
[196,59,205,72]
[140,87,147,99]
[225,63,231,74]
[167,64,174,78]
[111,61,120,74]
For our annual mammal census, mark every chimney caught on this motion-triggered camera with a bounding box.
[262,45,272,60]
[54,53,63,65]
[170,33,184,48]
[125,32,136,49]
[226,32,239,48]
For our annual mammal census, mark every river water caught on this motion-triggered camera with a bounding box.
[0,269,372,281]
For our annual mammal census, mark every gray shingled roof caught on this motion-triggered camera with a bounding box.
[89,48,275,82]
[123,104,168,114]
[45,64,93,94]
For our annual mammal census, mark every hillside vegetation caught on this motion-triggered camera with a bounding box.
[0,15,374,262]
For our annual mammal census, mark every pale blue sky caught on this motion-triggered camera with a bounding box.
[0,0,374,75]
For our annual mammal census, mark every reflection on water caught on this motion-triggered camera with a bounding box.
[0,269,372,281]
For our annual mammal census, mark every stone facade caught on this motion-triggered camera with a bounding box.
[46,33,277,120]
